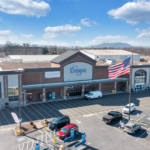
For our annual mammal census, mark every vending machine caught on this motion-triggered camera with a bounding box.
[47,92,52,99]
[39,93,43,101]
[29,93,33,101]
[52,92,56,99]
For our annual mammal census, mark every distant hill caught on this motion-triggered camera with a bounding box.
[88,42,132,48]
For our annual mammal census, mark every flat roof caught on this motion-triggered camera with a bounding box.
[9,55,59,62]
[0,62,52,70]
[9,55,21,59]
[80,50,139,56]
[23,78,128,90]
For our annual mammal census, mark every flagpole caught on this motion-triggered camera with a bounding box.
[129,49,133,120]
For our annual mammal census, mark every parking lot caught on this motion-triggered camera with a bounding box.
[0,91,150,129]
[0,91,150,150]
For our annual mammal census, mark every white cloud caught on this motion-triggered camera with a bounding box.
[90,36,128,45]
[0,0,50,17]
[80,18,99,27]
[32,41,71,46]
[21,34,34,38]
[0,30,17,39]
[108,0,150,25]
[136,27,150,39]
[147,21,150,24]
[75,41,80,44]
[137,32,150,39]
[135,28,140,32]
[43,24,82,38]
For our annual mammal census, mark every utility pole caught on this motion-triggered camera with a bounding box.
[129,49,133,120]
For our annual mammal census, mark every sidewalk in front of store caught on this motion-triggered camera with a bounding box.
[13,90,127,108]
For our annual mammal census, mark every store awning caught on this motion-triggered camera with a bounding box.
[23,78,128,90]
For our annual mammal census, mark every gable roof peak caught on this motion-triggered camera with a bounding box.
[51,50,96,64]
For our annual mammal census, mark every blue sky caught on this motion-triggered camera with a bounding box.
[0,0,150,47]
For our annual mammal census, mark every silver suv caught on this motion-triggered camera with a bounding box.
[124,122,141,134]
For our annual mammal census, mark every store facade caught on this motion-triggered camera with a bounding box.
[1,51,149,108]
[21,51,129,103]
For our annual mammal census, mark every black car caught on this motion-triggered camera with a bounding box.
[48,115,70,131]
[102,111,122,124]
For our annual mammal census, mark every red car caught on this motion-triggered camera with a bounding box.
[57,123,78,140]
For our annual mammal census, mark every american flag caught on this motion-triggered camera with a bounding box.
[108,57,131,80]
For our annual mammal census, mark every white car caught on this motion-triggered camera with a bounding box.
[84,91,102,100]
[124,122,141,134]
[122,103,136,113]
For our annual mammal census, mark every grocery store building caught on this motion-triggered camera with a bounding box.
[0,50,149,109]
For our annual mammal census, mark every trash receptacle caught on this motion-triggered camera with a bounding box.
[112,90,114,94]
[5,103,9,108]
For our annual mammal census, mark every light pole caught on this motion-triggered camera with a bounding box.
[19,73,22,131]
[129,49,133,120]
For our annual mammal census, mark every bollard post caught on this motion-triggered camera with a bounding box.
[137,113,139,124]
[44,124,46,131]
[54,129,56,144]
[35,141,40,150]
[121,106,122,113]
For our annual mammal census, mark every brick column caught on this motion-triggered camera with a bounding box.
[3,75,8,98]
[18,74,23,103]
[23,90,26,105]
[43,88,46,102]
[63,87,66,99]
[99,83,101,91]
[114,82,117,93]
[125,81,129,91]
[81,85,85,97]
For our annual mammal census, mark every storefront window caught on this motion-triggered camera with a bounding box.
[8,87,19,101]
[135,70,146,85]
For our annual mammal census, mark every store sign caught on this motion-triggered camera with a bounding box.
[64,62,92,82]
[45,71,60,78]
[70,66,86,76]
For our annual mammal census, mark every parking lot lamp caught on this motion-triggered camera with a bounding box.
[129,49,133,120]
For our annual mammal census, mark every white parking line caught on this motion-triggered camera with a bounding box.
[38,130,44,134]
[114,127,123,133]
[94,114,102,119]
[138,114,145,121]
[76,120,81,124]
[135,128,150,142]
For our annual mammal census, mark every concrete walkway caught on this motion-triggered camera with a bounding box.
[26,90,127,104]
[9,90,127,108]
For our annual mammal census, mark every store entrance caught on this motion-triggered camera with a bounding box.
[66,85,98,97]
[66,86,82,96]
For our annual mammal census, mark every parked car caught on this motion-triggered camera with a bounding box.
[102,111,122,124]
[48,115,70,130]
[122,103,136,114]
[84,91,102,100]
[124,122,141,134]
[57,123,78,140]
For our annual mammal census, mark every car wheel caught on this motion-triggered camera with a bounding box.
[98,96,101,99]
[88,97,91,100]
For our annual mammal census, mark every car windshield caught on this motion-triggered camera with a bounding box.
[52,118,59,124]
[87,92,92,95]
[61,127,69,133]
[125,125,132,129]
[125,106,129,109]
[108,112,115,116]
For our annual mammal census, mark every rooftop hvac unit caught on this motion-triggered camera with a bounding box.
[106,58,116,65]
